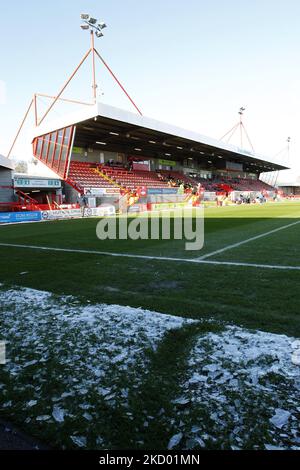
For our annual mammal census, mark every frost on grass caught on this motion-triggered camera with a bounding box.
[0,285,191,449]
[171,326,300,450]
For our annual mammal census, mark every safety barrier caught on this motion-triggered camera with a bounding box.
[0,211,42,224]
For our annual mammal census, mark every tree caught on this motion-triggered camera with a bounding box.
[14,160,28,174]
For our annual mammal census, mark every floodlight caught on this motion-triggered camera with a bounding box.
[80,14,107,38]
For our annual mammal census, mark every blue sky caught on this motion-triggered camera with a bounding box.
[1,0,300,181]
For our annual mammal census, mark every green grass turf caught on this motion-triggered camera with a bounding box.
[0,202,299,259]
[0,202,299,336]
[0,201,300,450]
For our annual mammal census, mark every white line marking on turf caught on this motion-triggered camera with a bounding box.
[0,243,300,271]
[196,219,300,261]
[196,260,300,270]
[1,243,185,262]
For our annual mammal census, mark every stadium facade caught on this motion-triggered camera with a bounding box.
[29,102,287,208]
[1,11,291,218]
[2,19,289,214]
[278,181,300,196]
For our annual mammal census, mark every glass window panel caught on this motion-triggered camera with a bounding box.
[59,126,73,176]
[42,134,51,162]
[53,130,63,168]
[58,146,67,176]
[47,132,57,166]
[35,137,43,158]
[63,126,71,145]
[33,127,74,174]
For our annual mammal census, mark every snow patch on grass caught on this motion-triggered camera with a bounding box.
[0,285,193,449]
[173,326,300,450]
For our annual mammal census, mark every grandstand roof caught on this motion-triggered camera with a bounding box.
[33,103,287,173]
[0,154,14,171]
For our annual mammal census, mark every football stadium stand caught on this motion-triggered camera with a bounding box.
[67,163,276,195]
[1,103,287,215]
[30,103,286,203]
[101,166,169,190]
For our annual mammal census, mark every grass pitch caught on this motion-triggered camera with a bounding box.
[0,202,299,334]
[0,201,300,450]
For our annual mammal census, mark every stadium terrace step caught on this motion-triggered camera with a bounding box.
[67,162,275,193]
[68,162,172,191]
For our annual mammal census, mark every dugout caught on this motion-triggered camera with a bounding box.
[13,174,63,207]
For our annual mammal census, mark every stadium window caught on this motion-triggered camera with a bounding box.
[58,147,67,176]
[53,130,63,169]
[42,134,51,163]
[61,126,75,178]
[57,128,66,176]
[64,126,71,142]
[33,135,46,162]
[32,126,74,177]
[48,132,57,167]
[35,137,43,159]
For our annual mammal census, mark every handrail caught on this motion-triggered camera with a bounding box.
[15,189,40,210]
[93,168,123,190]
[15,189,39,205]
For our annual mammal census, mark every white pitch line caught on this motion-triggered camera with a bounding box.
[0,243,300,271]
[195,259,300,271]
[196,219,300,261]
[0,243,188,262]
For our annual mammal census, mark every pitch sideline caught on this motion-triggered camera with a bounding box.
[196,219,300,261]
[0,242,300,271]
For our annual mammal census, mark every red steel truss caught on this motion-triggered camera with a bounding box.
[7,30,142,160]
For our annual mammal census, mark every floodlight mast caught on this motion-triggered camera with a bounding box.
[80,14,107,103]
[78,14,142,114]
[273,137,291,187]
[238,107,246,148]
[263,136,291,187]
[220,107,255,153]
[7,13,143,158]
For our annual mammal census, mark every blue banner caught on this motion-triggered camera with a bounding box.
[0,211,42,224]
[147,188,179,195]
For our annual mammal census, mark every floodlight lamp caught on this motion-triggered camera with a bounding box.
[81,24,90,30]
[81,14,90,20]
[96,31,104,38]
[89,17,97,25]
[98,22,107,29]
